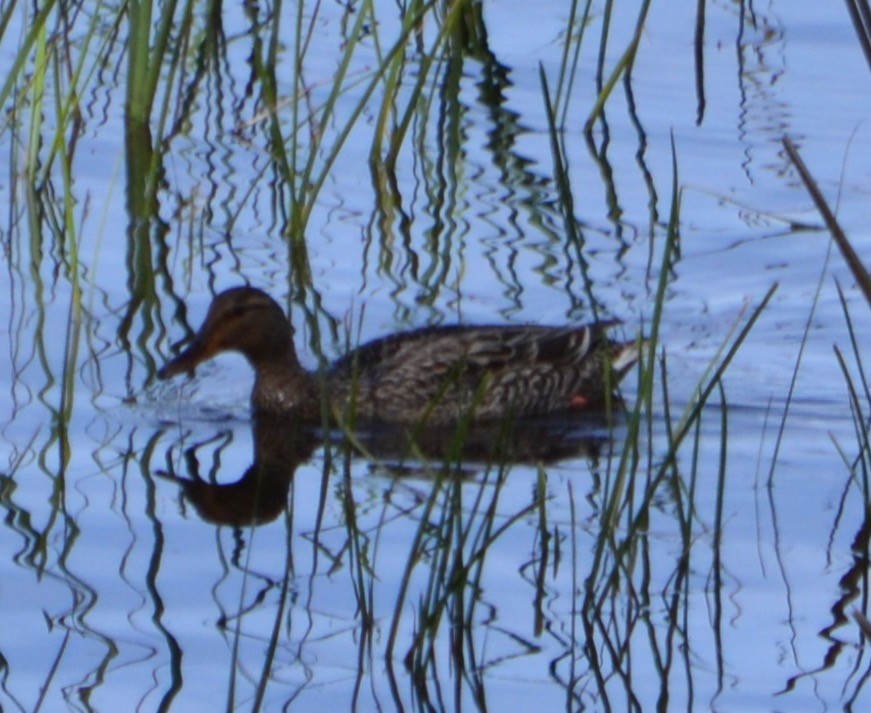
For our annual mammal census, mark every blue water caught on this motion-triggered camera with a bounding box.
[1,1,871,710]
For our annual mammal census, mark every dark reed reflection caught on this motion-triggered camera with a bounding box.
[781,499,871,703]
[365,0,631,325]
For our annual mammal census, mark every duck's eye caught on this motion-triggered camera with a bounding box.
[227,304,248,320]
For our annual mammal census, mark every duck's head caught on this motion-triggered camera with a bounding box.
[158,287,296,380]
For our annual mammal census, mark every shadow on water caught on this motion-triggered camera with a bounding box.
[154,413,613,528]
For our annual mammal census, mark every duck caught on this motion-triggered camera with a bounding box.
[157,286,641,425]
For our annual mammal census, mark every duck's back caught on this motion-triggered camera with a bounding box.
[329,323,634,425]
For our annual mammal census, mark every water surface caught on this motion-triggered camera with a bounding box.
[1,1,871,710]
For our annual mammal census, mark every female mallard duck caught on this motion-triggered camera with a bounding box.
[158,287,640,425]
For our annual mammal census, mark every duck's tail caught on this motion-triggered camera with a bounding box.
[612,337,645,380]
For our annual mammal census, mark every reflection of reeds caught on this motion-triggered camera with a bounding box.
[573,140,773,706]
[785,135,871,683]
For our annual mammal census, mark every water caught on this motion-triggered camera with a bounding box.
[1,1,871,710]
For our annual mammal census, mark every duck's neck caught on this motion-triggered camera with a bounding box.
[250,351,322,419]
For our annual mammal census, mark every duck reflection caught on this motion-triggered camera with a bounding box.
[159,417,319,526]
[159,414,616,527]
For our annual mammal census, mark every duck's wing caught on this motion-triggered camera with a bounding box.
[331,323,605,378]
[331,323,636,423]
[464,325,599,368]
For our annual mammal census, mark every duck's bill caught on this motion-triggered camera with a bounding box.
[158,339,208,380]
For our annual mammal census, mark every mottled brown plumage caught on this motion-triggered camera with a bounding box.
[158,287,640,425]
